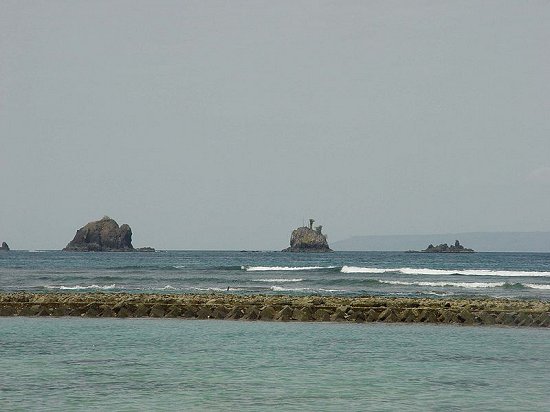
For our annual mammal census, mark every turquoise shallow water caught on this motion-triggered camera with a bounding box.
[1,318,549,411]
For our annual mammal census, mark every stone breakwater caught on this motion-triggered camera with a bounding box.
[1,293,549,327]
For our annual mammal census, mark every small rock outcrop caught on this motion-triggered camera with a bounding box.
[0,242,9,251]
[421,240,474,253]
[63,216,134,252]
[283,220,332,252]
[136,247,156,253]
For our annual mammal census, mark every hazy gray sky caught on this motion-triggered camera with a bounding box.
[1,1,549,250]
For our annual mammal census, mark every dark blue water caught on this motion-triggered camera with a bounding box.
[1,250,550,300]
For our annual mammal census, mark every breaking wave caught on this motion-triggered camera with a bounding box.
[270,286,313,292]
[252,278,304,283]
[340,267,389,274]
[160,285,177,290]
[378,280,550,290]
[45,284,118,290]
[379,280,506,288]
[268,286,342,293]
[524,283,550,290]
[341,266,550,277]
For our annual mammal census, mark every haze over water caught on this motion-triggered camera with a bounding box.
[2,1,550,250]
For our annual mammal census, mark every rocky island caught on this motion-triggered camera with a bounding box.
[419,240,474,253]
[63,216,154,252]
[0,242,9,251]
[283,219,332,252]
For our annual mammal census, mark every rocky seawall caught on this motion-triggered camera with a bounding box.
[1,293,548,327]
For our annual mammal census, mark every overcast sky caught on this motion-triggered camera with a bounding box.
[1,1,549,250]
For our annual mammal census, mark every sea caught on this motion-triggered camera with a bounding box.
[1,250,550,300]
[1,250,549,411]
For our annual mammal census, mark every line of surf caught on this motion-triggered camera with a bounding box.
[341,266,550,277]
[379,280,550,290]
[45,284,118,290]
[379,280,505,288]
[252,278,304,282]
[270,286,346,293]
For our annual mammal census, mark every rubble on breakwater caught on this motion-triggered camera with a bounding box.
[1,293,549,327]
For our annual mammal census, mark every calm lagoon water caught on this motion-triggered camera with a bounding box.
[1,318,549,411]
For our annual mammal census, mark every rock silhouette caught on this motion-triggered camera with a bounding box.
[63,216,134,252]
[283,223,332,252]
[422,240,474,253]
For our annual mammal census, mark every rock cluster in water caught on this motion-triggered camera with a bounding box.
[0,242,9,251]
[63,216,135,252]
[421,240,474,253]
[283,220,332,252]
[0,293,548,327]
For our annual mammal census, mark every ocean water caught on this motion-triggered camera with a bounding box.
[1,250,550,300]
[1,251,550,410]
[1,318,549,411]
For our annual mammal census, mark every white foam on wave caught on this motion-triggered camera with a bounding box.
[341,266,550,277]
[318,288,347,293]
[399,268,550,277]
[161,285,177,290]
[426,291,454,297]
[525,283,550,290]
[45,284,117,290]
[269,286,346,293]
[399,268,463,276]
[252,278,303,283]
[270,286,312,292]
[244,266,336,272]
[190,287,227,292]
[341,266,388,274]
[379,280,505,289]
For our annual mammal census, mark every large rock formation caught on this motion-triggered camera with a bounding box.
[421,240,474,253]
[0,242,9,251]
[283,222,332,252]
[63,216,134,252]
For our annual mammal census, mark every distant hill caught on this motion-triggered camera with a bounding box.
[332,232,550,252]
